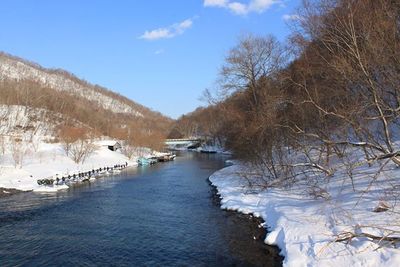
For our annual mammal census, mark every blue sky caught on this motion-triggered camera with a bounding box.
[0,0,300,118]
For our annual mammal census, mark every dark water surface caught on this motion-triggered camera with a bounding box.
[0,152,282,266]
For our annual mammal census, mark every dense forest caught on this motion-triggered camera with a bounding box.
[173,0,400,184]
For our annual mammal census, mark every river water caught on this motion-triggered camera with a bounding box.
[0,152,282,266]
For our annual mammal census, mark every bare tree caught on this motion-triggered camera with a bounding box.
[58,126,96,163]
[69,138,96,164]
[285,0,400,168]
[59,126,87,156]
[220,34,284,106]
[11,138,25,168]
[121,142,136,160]
[0,135,5,155]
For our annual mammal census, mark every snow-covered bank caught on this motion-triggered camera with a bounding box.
[0,141,139,193]
[209,164,400,267]
[0,187,23,197]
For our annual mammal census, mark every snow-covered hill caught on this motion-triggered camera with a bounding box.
[0,105,75,137]
[0,51,173,143]
[0,52,142,116]
[0,52,172,194]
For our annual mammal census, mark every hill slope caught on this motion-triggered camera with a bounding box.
[0,52,173,145]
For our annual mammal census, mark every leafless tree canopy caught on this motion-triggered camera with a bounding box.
[173,0,400,186]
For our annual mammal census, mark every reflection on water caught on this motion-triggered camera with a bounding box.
[0,152,282,266]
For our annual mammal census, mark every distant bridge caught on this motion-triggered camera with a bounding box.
[165,138,203,148]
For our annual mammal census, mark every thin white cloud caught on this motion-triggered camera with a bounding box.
[249,0,277,13]
[282,14,301,21]
[139,18,194,41]
[228,2,248,15]
[154,49,165,55]
[204,0,228,7]
[204,0,279,15]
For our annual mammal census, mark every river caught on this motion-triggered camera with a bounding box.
[0,152,282,266]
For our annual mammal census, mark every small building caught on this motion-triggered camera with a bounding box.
[96,140,122,152]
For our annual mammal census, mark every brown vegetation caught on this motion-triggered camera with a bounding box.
[173,0,400,185]
[0,56,173,150]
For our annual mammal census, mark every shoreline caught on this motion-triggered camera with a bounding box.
[0,158,162,197]
[209,163,400,267]
[0,163,139,195]
[0,141,146,193]
[208,179,284,266]
[0,187,26,198]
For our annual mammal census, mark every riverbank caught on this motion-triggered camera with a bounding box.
[0,151,282,266]
[0,187,25,198]
[209,181,284,266]
[209,163,400,267]
[0,141,144,193]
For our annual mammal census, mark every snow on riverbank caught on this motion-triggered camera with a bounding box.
[210,163,400,266]
[0,141,138,193]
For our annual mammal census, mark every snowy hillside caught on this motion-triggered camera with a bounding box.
[0,104,167,193]
[0,105,66,137]
[0,52,142,116]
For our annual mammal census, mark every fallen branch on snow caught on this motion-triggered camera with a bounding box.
[335,231,400,247]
